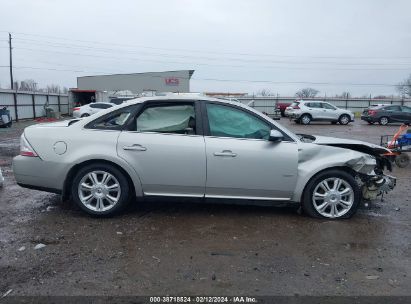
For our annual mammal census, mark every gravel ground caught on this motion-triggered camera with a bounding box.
[0,119,410,296]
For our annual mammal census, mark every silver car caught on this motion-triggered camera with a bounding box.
[285,100,355,125]
[13,95,396,219]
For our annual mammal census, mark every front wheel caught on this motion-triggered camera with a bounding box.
[302,169,360,219]
[71,163,130,216]
[300,114,311,125]
[338,114,350,125]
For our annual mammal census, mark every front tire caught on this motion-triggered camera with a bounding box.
[71,163,130,216]
[338,114,350,125]
[300,114,311,125]
[302,169,360,219]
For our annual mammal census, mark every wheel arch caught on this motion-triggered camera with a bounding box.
[292,165,358,203]
[62,159,141,202]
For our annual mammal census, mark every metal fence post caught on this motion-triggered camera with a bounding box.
[13,91,18,122]
[57,94,61,112]
[32,93,36,119]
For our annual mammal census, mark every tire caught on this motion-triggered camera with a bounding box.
[300,114,311,125]
[280,110,286,117]
[81,113,90,118]
[338,114,350,125]
[395,154,410,168]
[71,163,131,216]
[379,116,389,126]
[5,121,12,128]
[302,169,361,219]
[367,121,375,125]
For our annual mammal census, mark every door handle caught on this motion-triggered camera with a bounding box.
[123,144,147,151]
[214,150,237,157]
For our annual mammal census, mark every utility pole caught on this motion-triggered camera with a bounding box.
[8,33,14,89]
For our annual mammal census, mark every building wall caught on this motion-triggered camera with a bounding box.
[77,70,192,93]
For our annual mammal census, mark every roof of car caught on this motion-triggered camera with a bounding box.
[125,94,224,104]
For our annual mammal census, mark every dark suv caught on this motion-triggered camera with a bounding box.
[361,105,411,125]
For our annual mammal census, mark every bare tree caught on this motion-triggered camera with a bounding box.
[61,87,68,94]
[295,88,319,98]
[336,91,351,99]
[256,89,275,96]
[19,79,39,91]
[46,84,61,93]
[397,74,411,98]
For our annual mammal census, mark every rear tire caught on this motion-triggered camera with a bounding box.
[338,114,350,125]
[367,121,375,125]
[395,154,410,168]
[71,163,130,216]
[6,121,12,128]
[300,114,311,125]
[302,169,360,219]
[379,116,389,126]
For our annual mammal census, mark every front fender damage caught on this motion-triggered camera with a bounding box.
[296,143,396,202]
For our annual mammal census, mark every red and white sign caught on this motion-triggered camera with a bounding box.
[164,77,180,86]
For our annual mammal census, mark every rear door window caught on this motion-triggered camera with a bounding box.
[383,106,401,111]
[136,103,196,135]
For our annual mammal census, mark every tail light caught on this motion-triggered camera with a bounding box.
[20,134,38,157]
[73,107,80,111]
[293,105,300,109]
[368,110,377,116]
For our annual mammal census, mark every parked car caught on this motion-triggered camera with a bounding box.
[72,102,114,118]
[275,102,292,117]
[13,95,395,219]
[361,105,411,125]
[285,100,354,125]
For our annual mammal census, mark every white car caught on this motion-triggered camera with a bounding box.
[72,102,114,118]
[285,100,354,125]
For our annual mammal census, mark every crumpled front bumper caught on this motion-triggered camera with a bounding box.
[361,174,396,201]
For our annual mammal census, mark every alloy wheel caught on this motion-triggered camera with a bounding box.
[312,177,354,218]
[301,115,311,125]
[78,170,121,212]
[340,115,349,125]
[379,117,388,125]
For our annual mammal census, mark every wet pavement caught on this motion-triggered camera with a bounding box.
[0,119,410,296]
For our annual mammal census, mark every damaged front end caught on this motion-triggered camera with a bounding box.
[300,134,397,201]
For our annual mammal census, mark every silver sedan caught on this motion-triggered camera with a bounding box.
[13,95,396,219]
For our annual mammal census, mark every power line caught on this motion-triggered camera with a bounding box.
[12,38,411,66]
[11,46,411,71]
[2,30,411,60]
[10,65,400,87]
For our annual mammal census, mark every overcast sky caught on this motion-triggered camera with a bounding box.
[1,0,411,96]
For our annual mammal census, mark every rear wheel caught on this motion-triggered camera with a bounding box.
[300,114,311,125]
[379,116,389,126]
[367,121,375,125]
[338,114,350,125]
[71,163,130,216]
[6,121,12,128]
[395,154,410,168]
[302,169,360,219]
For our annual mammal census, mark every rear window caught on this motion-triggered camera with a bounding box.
[291,102,300,107]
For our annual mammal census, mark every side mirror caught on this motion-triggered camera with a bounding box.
[269,130,283,142]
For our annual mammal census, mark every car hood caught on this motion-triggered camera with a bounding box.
[312,135,390,156]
